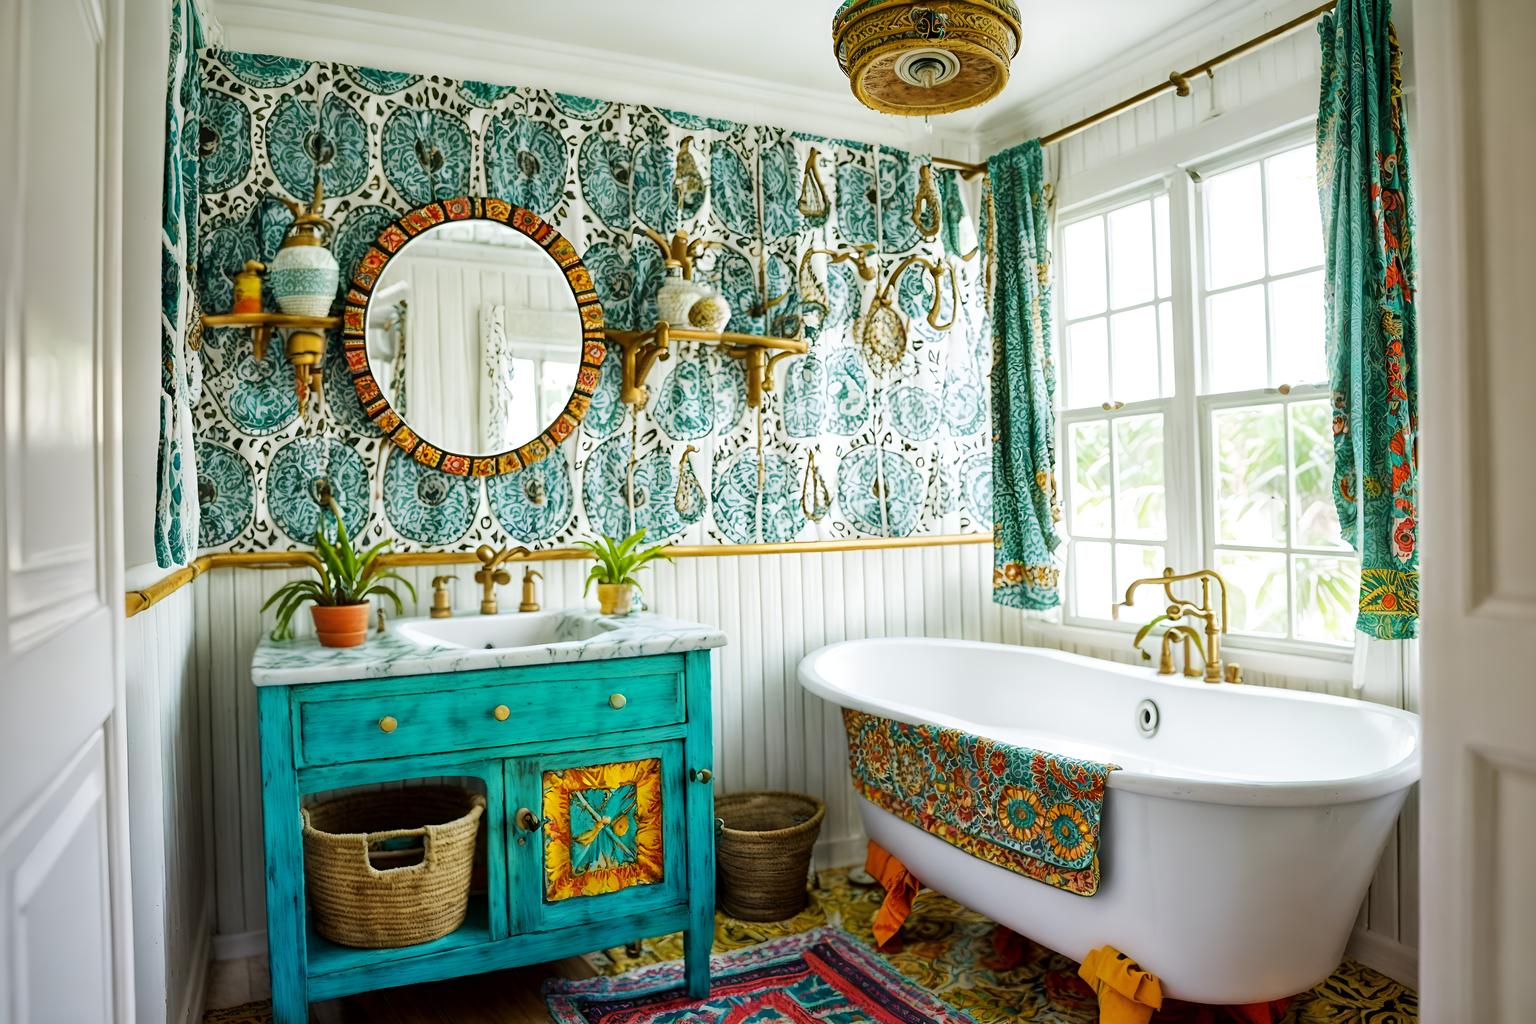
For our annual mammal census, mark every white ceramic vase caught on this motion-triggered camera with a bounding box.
[657,263,705,326]
[268,243,340,318]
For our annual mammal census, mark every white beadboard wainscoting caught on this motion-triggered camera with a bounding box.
[192,540,1417,985]
[125,579,214,1024]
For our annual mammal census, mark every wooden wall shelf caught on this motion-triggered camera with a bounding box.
[607,322,808,408]
[201,311,341,360]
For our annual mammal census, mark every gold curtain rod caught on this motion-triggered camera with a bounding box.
[123,533,994,618]
[929,0,1337,178]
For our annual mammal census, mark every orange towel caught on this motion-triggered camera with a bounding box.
[1078,946,1164,1024]
[866,841,921,948]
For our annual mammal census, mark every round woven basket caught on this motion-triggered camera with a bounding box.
[715,791,826,922]
[302,786,485,949]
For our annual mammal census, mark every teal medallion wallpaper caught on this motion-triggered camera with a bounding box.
[190,50,991,552]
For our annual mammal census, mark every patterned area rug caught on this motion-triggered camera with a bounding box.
[547,926,976,1023]
[587,870,1419,1024]
[203,869,1418,1023]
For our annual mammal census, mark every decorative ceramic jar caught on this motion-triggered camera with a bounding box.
[657,261,705,325]
[688,290,732,334]
[269,182,340,318]
[232,259,265,314]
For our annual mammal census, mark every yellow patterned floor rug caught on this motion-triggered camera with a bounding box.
[587,869,1418,1024]
[203,869,1417,1023]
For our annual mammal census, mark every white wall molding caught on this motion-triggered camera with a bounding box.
[208,0,977,159]
[1347,926,1419,991]
[212,928,268,962]
[976,0,1330,153]
[175,900,214,1024]
[1052,79,1315,211]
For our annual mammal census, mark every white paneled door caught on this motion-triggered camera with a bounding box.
[0,0,129,1021]
[1415,0,1536,1020]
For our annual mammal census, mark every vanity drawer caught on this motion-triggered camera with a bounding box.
[296,668,685,767]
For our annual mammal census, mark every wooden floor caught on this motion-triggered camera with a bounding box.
[205,952,598,1022]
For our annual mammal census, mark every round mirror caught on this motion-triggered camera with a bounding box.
[344,197,604,476]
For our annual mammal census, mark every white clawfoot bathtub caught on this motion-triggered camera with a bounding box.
[798,638,1420,1005]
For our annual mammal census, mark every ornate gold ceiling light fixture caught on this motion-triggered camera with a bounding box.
[832,0,1022,117]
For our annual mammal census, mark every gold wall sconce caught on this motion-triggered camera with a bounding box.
[201,183,343,415]
[200,310,341,414]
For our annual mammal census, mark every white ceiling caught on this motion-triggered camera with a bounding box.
[215,0,1284,145]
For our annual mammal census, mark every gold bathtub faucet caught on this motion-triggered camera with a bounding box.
[1114,567,1241,684]
[474,545,530,615]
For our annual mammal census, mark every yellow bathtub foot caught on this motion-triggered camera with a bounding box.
[1078,946,1164,1024]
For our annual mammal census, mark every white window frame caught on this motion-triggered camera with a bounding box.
[1053,123,1355,664]
[1056,182,1186,634]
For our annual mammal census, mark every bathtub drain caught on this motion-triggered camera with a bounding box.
[1135,699,1160,738]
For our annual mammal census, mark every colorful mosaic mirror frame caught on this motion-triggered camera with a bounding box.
[542,757,665,902]
[344,196,607,476]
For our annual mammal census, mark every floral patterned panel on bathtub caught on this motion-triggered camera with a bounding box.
[190,50,992,554]
[842,709,1117,896]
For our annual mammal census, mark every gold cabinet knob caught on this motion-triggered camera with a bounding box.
[493,704,511,721]
[378,716,398,734]
[691,768,713,784]
[608,693,627,710]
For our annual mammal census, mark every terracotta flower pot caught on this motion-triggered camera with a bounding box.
[311,603,370,648]
[596,583,634,616]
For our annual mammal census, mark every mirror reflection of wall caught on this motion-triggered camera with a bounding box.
[366,221,583,456]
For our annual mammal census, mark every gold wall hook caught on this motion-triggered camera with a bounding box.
[801,451,831,521]
[912,164,942,239]
[798,147,830,220]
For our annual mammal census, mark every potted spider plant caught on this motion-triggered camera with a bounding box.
[577,529,672,616]
[261,499,417,647]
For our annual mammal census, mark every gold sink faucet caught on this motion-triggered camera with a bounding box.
[430,575,456,618]
[474,545,530,615]
[1115,567,1233,683]
[1158,624,1203,677]
[519,568,542,613]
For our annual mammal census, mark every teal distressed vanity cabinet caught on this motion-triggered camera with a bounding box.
[253,612,724,1022]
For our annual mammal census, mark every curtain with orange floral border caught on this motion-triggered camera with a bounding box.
[1317,0,1420,639]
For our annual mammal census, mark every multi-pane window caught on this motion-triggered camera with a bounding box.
[1197,140,1356,645]
[1058,193,1173,625]
[1056,134,1358,650]
[1199,144,1327,392]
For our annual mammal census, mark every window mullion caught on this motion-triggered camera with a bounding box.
[1165,171,1203,578]
[1284,400,1299,640]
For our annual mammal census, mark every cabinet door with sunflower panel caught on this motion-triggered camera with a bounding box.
[508,741,688,931]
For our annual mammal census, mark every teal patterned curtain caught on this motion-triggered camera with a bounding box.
[157,0,204,566]
[1317,0,1419,639]
[986,140,1061,610]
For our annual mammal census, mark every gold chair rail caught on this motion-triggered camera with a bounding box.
[124,533,994,619]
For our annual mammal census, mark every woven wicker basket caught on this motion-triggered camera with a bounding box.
[301,786,485,949]
[715,791,826,922]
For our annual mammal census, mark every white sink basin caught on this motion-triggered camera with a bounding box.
[395,610,615,651]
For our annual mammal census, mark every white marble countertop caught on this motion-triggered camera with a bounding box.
[251,609,726,687]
